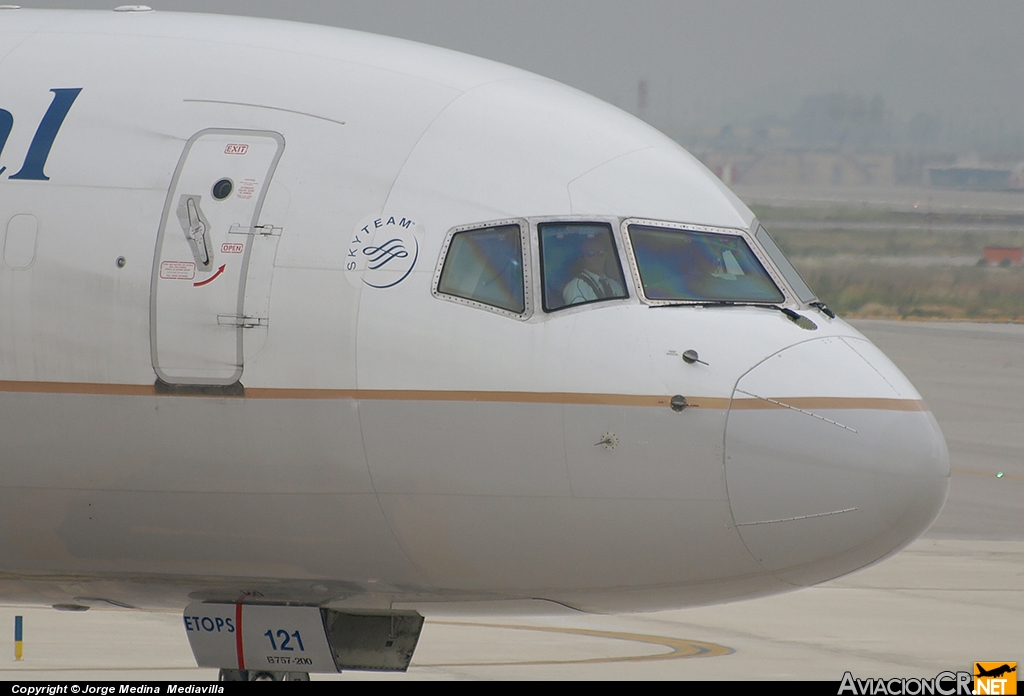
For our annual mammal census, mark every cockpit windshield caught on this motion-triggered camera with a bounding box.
[628,224,784,303]
[539,222,629,312]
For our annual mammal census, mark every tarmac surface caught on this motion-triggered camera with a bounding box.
[1,320,1021,681]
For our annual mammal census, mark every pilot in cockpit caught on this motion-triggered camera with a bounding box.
[562,235,627,305]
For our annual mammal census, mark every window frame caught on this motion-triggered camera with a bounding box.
[620,218,788,306]
[432,219,533,320]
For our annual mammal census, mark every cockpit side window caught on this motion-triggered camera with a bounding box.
[539,222,629,312]
[755,224,817,303]
[436,223,526,314]
[628,224,784,303]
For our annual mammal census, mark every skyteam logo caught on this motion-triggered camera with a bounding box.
[346,213,421,289]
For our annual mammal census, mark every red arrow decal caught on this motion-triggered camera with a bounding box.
[194,264,226,287]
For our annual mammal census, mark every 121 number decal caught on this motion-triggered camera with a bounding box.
[264,629,305,652]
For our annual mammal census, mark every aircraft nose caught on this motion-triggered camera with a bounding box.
[725,336,949,585]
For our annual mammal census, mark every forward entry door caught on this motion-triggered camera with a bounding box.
[151,129,284,387]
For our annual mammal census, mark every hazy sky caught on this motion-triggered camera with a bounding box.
[27,1,1024,144]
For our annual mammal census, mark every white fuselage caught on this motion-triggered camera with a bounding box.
[0,9,948,615]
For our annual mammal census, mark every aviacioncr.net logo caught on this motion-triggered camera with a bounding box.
[839,671,973,696]
[974,663,1017,695]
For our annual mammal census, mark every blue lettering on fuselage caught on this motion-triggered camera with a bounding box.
[0,88,82,180]
[183,615,235,633]
[0,109,12,176]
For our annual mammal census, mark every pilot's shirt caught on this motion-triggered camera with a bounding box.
[562,269,625,305]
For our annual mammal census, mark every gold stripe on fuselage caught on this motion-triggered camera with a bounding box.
[0,381,927,412]
[0,380,156,396]
[729,396,928,412]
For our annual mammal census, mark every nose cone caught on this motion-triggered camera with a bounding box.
[725,336,949,586]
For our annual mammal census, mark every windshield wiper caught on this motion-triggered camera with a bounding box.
[810,301,836,318]
[651,300,818,329]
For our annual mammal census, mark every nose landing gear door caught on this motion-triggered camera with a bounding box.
[151,129,285,387]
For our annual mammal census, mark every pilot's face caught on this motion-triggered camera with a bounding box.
[582,241,608,273]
